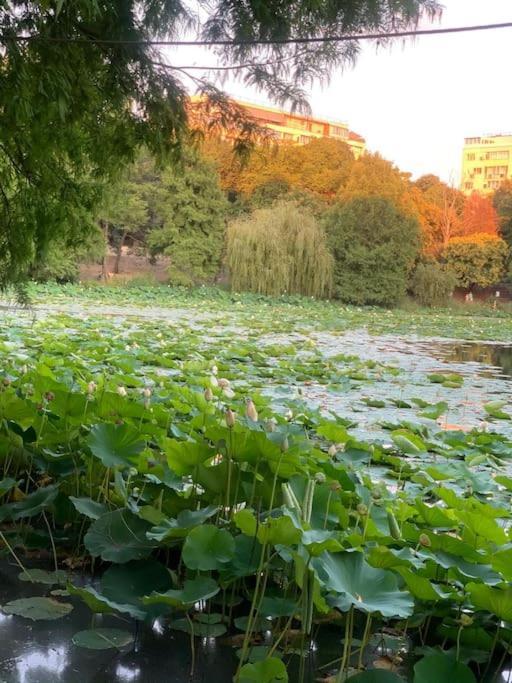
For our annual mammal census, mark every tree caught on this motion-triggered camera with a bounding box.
[0,0,441,285]
[324,197,420,306]
[409,261,456,307]
[227,202,333,297]
[493,180,512,247]
[412,175,465,255]
[206,137,355,200]
[148,154,228,285]
[100,181,149,275]
[462,193,498,236]
[443,234,509,289]
[340,153,417,216]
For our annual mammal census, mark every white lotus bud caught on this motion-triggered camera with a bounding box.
[246,399,258,422]
[117,386,128,397]
[285,409,293,421]
[21,365,28,375]
[265,418,277,433]
[210,375,219,388]
[211,365,218,376]
[328,444,338,457]
[225,408,236,428]
[223,387,235,399]
[142,387,152,399]
[218,378,230,389]
[87,381,97,395]
[204,387,214,401]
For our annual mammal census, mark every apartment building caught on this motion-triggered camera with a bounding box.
[237,100,366,157]
[461,134,512,194]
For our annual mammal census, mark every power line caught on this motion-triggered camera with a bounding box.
[1,21,512,47]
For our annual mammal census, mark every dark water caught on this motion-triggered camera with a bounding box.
[0,561,345,683]
[440,341,512,378]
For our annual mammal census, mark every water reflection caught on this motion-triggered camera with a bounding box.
[16,646,67,683]
[442,342,512,377]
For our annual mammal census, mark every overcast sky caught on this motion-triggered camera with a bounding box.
[166,0,512,184]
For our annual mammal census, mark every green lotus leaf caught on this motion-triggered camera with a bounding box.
[170,617,226,638]
[72,628,134,650]
[467,583,512,621]
[69,496,108,520]
[2,597,73,621]
[18,569,67,585]
[313,551,414,618]
[67,583,146,619]
[484,401,510,420]
[146,505,218,542]
[87,423,145,467]
[0,484,58,521]
[239,657,288,683]
[84,509,155,563]
[182,524,235,571]
[143,577,220,608]
[391,429,426,454]
[413,653,476,683]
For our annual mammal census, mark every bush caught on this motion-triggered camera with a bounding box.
[443,233,510,288]
[227,202,333,298]
[409,261,456,307]
[29,228,104,283]
[324,197,421,306]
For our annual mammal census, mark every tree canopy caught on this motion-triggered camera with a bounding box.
[324,196,421,306]
[443,234,509,289]
[0,0,441,285]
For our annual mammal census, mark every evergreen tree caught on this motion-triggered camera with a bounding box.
[324,197,421,306]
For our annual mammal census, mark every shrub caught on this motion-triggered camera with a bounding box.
[324,197,421,306]
[409,261,456,307]
[443,233,510,288]
[227,202,333,298]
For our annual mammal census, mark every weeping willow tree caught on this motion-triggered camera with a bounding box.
[227,203,333,298]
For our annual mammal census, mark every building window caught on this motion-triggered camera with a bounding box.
[282,132,295,141]
[485,165,508,178]
[464,182,473,190]
[466,153,476,161]
[488,180,501,190]
[299,135,311,144]
[474,168,482,174]
[485,151,509,160]
[330,125,347,138]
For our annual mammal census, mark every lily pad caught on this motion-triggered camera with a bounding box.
[72,628,134,650]
[2,597,73,621]
[84,509,155,563]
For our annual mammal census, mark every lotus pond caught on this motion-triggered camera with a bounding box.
[1,285,512,683]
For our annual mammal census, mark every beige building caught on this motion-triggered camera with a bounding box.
[234,100,366,157]
[461,134,512,195]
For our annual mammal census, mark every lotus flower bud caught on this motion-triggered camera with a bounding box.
[285,409,293,421]
[246,399,258,422]
[225,408,236,428]
[419,533,431,548]
[281,436,289,452]
[210,375,219,388]
[87,381,97,395]
[21,365,28,375]
[265,418,277,433]
[223,387,235,399]
[328,444,338,457]
[459,613,474,627]
[117,386,128,397]
[142,387,152,399]
[218,378,230,389]
[204,387,214,401]
[211,365,218,376]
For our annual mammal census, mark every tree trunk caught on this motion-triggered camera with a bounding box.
[113,229,127,274]
[100,220,109,281]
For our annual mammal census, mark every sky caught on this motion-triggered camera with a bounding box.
[165,0,512,184]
